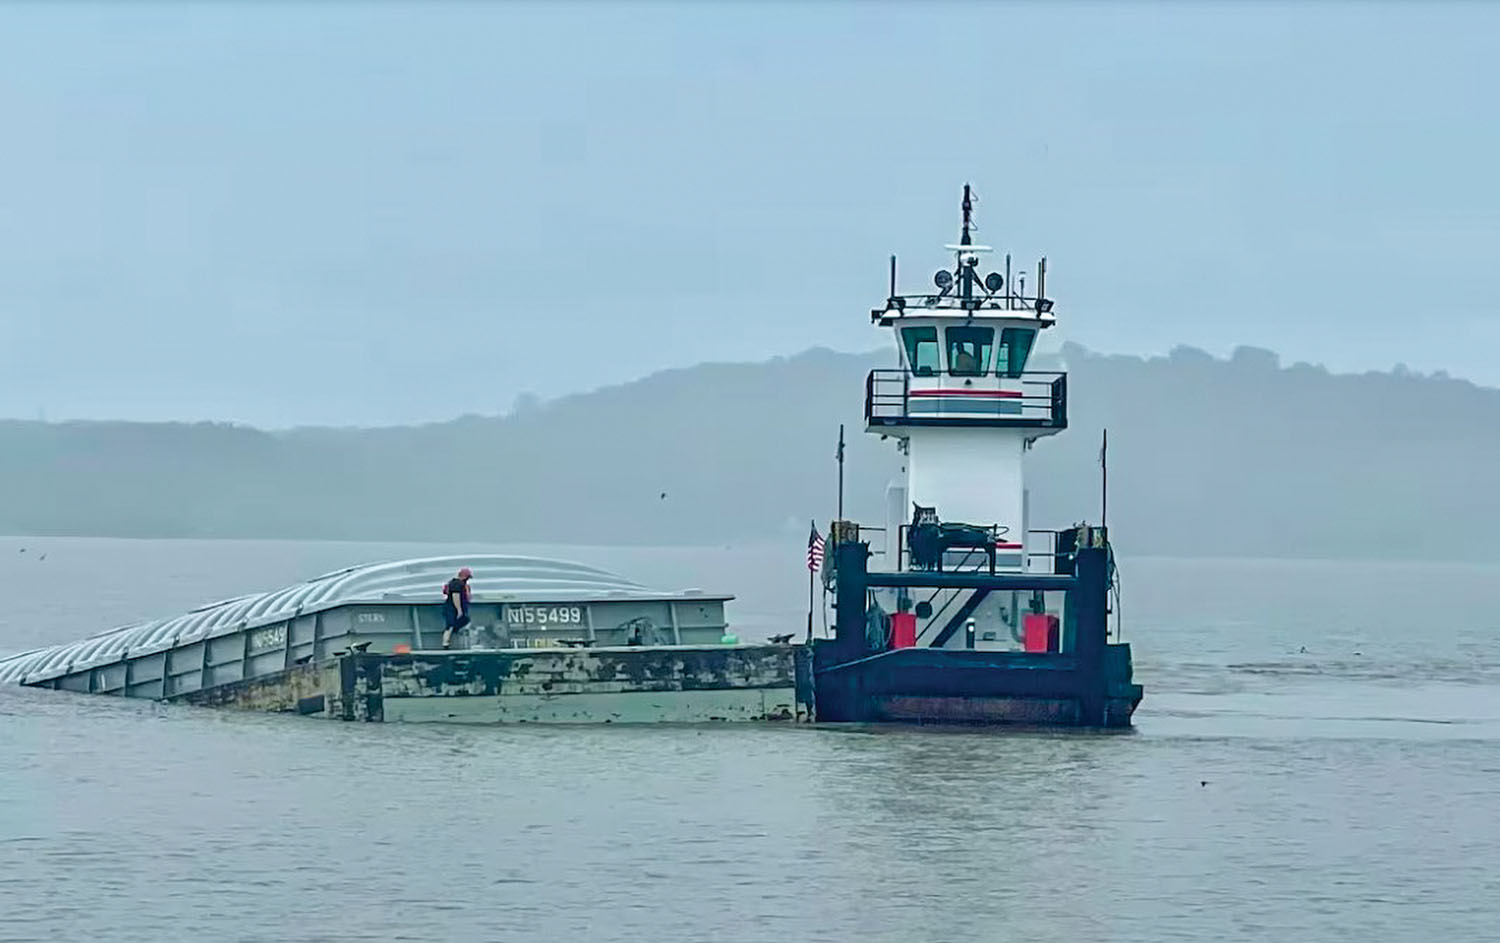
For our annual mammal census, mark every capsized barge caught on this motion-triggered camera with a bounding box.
[0,556,803,724]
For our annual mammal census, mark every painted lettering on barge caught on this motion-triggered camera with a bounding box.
[505,605,584,630]
[248,625,287,651]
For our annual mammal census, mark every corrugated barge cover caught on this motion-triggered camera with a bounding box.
[0,555,731,686]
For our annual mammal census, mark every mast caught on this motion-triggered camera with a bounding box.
[961,184,973,246]
[959,184,975,305]
[837,423,846,520]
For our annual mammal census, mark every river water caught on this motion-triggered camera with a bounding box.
[1,537,1497,942]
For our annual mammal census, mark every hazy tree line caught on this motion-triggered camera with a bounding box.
[0,344,1489,561]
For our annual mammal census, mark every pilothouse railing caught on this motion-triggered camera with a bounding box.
[865,370,1067,428]
[877,292,1054,315]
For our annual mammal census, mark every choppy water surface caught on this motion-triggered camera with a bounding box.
[2,538,1498,942]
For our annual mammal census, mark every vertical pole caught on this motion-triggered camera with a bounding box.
[806,566,814,643]
[1101,428,1108,529]
[836,424,845,521]
[960,185,974,305]
[807,518,816,643]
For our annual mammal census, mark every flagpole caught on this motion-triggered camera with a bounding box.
[806,519,816,642]
[807,564,814,642]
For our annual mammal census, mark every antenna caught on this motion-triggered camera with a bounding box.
[941,185,994,308]
[1100,428,1108,529]
[959,185,975,304]
[836,424,846,520]
[1035,258,1046,313]
[961,184,973,246]
[1005,253,1011,309]
[889,255,897,299]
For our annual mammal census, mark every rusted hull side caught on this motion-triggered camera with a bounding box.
[170,644,805,724]
[174,660,342,717]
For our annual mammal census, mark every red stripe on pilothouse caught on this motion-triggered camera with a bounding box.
[907,389,1023,398]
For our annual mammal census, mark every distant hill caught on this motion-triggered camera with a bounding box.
[0,343,1492,560]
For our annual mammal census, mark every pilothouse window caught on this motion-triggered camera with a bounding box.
[902,327,940,376]
[945,326,993,376]
[997,328,1037,377]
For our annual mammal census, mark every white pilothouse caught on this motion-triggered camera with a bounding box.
[864,185,1069,650]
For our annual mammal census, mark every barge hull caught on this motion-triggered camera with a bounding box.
[176,644,804,724]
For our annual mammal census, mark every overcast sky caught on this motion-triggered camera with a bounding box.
[1,2,1496,427]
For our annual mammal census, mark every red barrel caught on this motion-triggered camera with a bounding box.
[1023,613,1059,653]
[890,612,917,649]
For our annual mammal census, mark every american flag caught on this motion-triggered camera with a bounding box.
[807,522,825,571]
